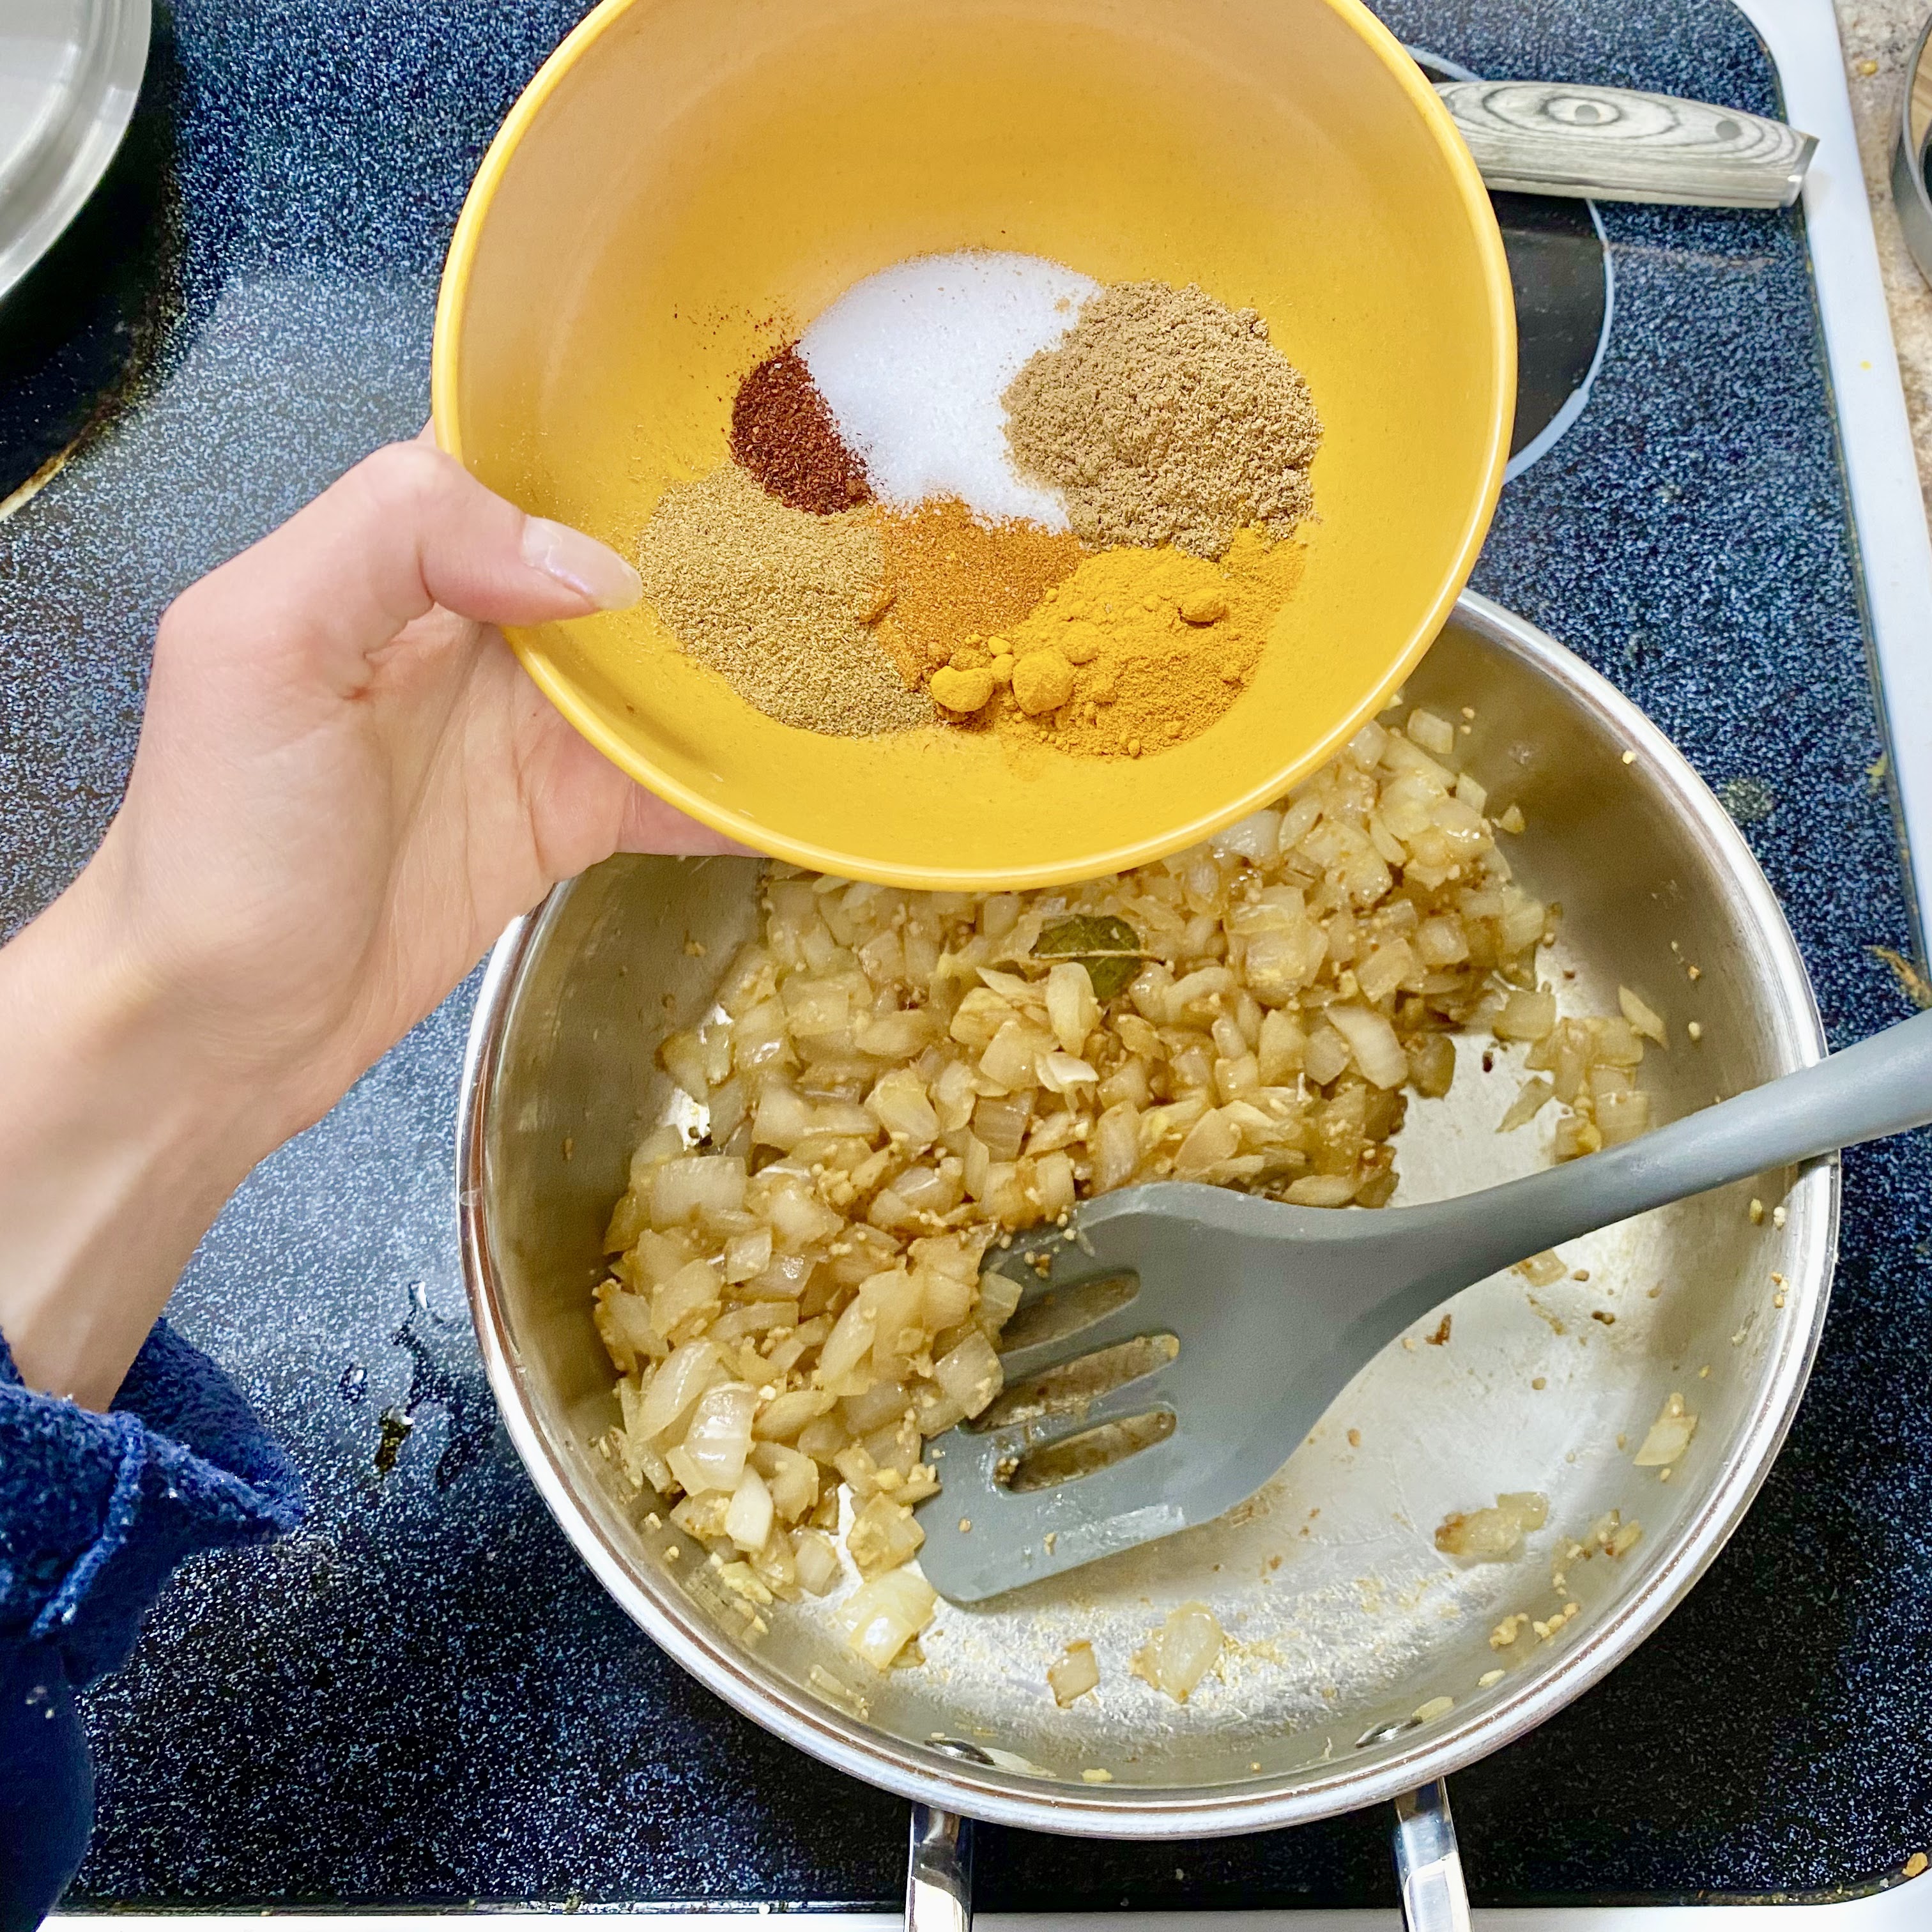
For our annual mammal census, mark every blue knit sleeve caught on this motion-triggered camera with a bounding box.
[0,1321,304,1929]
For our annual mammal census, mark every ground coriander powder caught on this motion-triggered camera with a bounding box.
[637,464,929,737]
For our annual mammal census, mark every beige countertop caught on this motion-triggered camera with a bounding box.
[1836,0,1932,516]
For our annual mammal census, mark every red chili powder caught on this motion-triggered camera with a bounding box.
[729,345,871,514]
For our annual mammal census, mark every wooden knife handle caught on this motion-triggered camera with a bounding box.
[1436,80,1815,208]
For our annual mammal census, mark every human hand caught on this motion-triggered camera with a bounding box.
[90,437,740,1126]
[0,440,744,1403]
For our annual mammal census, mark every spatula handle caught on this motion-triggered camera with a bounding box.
[1434,1008,1932,1280]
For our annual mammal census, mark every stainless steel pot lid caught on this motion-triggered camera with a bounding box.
[0,0,150,305]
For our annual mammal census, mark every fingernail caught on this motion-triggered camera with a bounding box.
[522,516,643,611]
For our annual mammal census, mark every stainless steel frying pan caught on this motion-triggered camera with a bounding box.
[459,593,1833,1930]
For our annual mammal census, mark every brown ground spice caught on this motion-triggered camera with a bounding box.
[637,464,930,737]
[1003,281,1321,560]
[871,498,1086,691]
[730,345,871,514]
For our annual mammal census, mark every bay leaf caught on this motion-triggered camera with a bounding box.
[1033,914,1146,1000]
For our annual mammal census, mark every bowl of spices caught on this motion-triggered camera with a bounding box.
[433,0,1514,888]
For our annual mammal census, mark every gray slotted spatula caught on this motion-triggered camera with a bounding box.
[915,1008,1932,1603]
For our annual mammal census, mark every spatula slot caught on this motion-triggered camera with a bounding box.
[995,1270,1140,1354]
[1005,1407,1177,1492]
[972,1333,1179,1432]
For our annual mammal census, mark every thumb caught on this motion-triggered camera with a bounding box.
[164,440,641,688]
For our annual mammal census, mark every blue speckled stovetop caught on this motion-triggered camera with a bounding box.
[2,0,1928,1909]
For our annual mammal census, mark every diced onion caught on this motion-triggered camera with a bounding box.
[972,1092,1032,1162]
[1415,914,1470,966]
[1356,938,1417,1006]
[982,1020,1052,1091]
[1498,1075,1555,1133]
[1514,1249,1567,1287]
[1494,989,1558,1043]
[1327,1006,1408,1090]
[1499,889,1547,953]
[677,1383,758,1492]
[1038,1051,1099,1094]
[1131,1602,1224,1702]
[1257,1008,1307,1082]
[631,1229,694,1287]
[752,1442,820,1521]
[819,1296,880,1384]
[1174,1107,1239,1176]
[1167,966,1235,1017]
[595,1289,657,1374]
[932,1331,1003,1418]
[1618,986,1669,1046]
[659,1029,710,1102]
[839,1566,937,1669]
[1045,962,1101,1055]
[591,700,1661,1634]
[652,1259,722,1340]
[1498,1491,1548,1530]
[634,1338,720,1442]
[1346,721,1389,769]
[933,1058,977,1131]
[1032,1150,1077,1217]
[1211,808,1282,863]
[1634,1393,1697,1467]
[752,1387,836,1441]
[1407,1032,1455,1098]
[751,1081,816,1149]
[847,1494,926,1579]
[855,1009,933,1057]
[892,1165,960,1214]
[1092,1102,1141,1192]
[1303,1023,1352,1087]
[652,1156,746,1226]
[917,1264,974,1332]
[723,1226,773,1284]
[792,1528,842,1597]
[725,1466,775,1553]
[1591,1016,1645,1067]
[1435,1490,1546,1563]
[1049,1641,1101,1706]
[1286,1173,1358,1208]
[782,977,850,1037]
[976,1271,1023,1334]
[839,1376,912,1436]
[1596,1088,1651,1146]
[762,1176,844,1248]
[1407,709,1457,756]
[869,1066,939,1148]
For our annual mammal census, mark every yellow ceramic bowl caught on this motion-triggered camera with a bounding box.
[433,0,1514,889]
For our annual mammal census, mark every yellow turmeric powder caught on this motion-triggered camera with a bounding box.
[951,530,1306,756]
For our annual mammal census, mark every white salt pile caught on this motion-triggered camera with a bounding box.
[798,250,1098,528]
